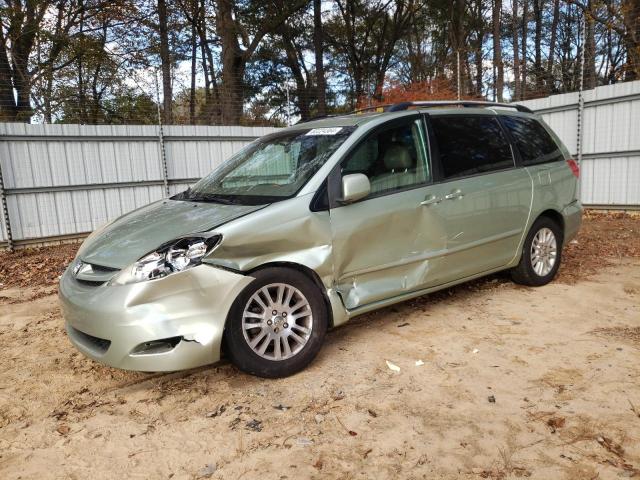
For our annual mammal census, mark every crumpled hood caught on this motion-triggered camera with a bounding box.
[78,199,265,269]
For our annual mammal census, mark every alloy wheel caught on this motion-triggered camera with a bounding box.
[241,283,313,361]
[530,227,558,276]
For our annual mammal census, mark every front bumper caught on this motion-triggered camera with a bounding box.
[59,264,253,372]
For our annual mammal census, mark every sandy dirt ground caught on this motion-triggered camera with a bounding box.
[0,214,639,479]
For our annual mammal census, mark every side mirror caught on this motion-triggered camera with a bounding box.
[340,173,371,204]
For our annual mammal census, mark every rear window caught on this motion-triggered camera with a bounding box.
[501,116,564,166]
[431,116,514,180]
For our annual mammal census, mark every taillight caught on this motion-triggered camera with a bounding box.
[566,158,580,178]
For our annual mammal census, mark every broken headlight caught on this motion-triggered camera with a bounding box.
[109,235,221,285]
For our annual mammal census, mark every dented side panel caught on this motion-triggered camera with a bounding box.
[203,193,352,326]
[327,186,448,309]
[204,193,335,288]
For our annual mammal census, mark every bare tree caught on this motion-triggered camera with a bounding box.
[533,0,544,93]
[546,0,560,92]
[492,0,504,101]
[521,0,528,98]
[0,0,49,121]
[215,0,307,124]
[313,0,326,116]
[583,2,596,89]
[157,0,172,123]
[512,0,521,99]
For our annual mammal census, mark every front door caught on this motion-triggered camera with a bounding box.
[328,115,448,309]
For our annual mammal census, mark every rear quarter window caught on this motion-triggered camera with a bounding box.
[430,115,514,180]
[501,116,564,166]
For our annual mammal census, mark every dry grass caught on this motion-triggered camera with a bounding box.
[557,210,640,283]
[590,326,640,347]
[0,242,77,289]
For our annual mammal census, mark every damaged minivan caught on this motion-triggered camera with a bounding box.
[59,101,582,377]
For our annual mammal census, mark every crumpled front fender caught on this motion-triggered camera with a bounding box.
[203,194,349,326]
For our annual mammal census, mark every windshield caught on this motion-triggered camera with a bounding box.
[174,126,355,205]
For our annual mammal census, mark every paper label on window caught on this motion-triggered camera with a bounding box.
[305,127,342,136]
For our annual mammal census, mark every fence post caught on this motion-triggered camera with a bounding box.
[575,15,586,201]
[0,157,13,251]
[155,70,170,198]
[576,15,586,166]
[456,50,461,100]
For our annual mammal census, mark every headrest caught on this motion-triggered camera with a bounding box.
[383,143,413,170]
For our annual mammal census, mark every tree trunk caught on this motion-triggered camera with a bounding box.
[521,0,528,99]
[216,0,245,124]
[475,0,484,96]
[547,0,560,92]
[0,29,17,121]
[313,0,326,116]
[189,0,197,124]
[9,9,38,123]
[533,0,543,93]
[77,1,87,123]
[622,0,639,80]
[512,0,520,100]
[493,0,504,101]
[158,0,173,123]
[282,29,311,120]
[451,0,466,96]
[583,2,597,89]
[353,64,365,107]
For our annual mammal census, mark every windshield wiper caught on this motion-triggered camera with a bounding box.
[189,193,238,205]
[171,187,192,201]
[173,188,238,205]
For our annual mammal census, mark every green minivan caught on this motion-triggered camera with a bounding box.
[59,101,582,377]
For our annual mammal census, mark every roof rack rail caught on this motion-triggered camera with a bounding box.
[350,103,397,114]
[295,114,335,124]
[350,100,534,115]
[295,100,533,125]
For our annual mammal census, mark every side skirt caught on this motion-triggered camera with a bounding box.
[327,262,517,326]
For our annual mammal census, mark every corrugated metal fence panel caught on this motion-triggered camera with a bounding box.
[517,80,640,207]
[0,123,279,242]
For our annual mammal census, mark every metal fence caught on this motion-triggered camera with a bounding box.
[517,80,640,209]
[1,81,639,248]
[0,124,278,247]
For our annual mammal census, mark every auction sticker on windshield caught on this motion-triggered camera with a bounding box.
[305,127,343,136]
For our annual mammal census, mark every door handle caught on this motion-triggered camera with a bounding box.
[444,189,464,200]
[420,195,442,206]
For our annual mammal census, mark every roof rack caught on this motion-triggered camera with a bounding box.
[296,100,533,125]
[296,114,335,124]
[351,100,534,114]
[350,103,398,114]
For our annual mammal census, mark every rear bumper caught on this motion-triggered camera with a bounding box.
[59,264,253,372]
[562,200,583,244]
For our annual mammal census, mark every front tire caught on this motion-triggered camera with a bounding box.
[511,216,563,286]
[224,267,328,378]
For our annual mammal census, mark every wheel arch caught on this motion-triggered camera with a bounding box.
[535,209,565,240]
[244,261,336,329]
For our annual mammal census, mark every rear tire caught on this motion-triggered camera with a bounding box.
[224,267,328,378]
[511,216,563,286]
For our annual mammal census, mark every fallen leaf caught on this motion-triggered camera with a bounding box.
[546,416,565,432]
[56,424,70,435]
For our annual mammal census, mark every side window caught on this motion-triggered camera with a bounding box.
[431,116,514,180]
[341,118,430,195]
[501,116,564,166]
